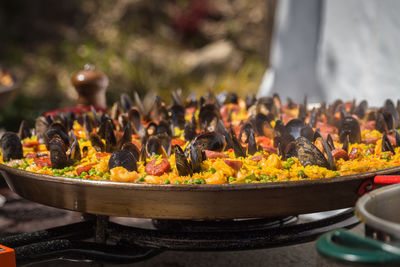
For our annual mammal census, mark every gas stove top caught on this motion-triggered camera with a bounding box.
[0,189,359,266]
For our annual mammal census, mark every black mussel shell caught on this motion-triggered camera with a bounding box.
[170,104,186,130]
[239,123,253,143]
[1,132,23,162]
[295,137,330,169]
[104,120,117,153]
[18,120,31,140]
[245,93,257,109]
[120,93,133,112]
[192,132,226,152]
[90,133,105,152]
[121,143,140,161]
[226,92,238,104]
[146,136,164,157]
[119,123,133,149]
[283,141,297,160]
[184,122,197,142]
[35,116,50,143]
[353,100,368,119]
[128,108,142,134]
[382,134,395,154]
[308,108,317,128]
[339,116,361,143]
[199,104,220,132]
[174,145,193,176]
[229,126,246,157]
[189,144,205,173]
[384,99,399,129]
[49,142,70,169]
[46,128,70,149]
[326,134,335,151]
[69,138,82,162]
[108,150,137,172]
[157,120,172,136]
[247,129,257,155]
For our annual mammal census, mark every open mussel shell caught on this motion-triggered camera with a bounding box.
[18,120,31,140]
[174,145,193,176]
[108,150,137,172]
[1,132,23,162]
[49,142,70,169]
[339,116,361,143]
[199,104,220,132]
[191,132,226,152]
[89,133,105,152]
[382,134,395,154]
[295,137,330,170]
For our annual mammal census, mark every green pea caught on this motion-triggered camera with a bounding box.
[142,173,148,178]
[183,180,188,184]
[137,177,145,182]
[365,152,371,156]
[334,171,340,176]
[43,166,48,170]
[287,158,295,164]
[209,167,216,173]
[12,163,19,168]
[154,154,160,159]
[81,171,88,176]
[297,170,307,178]
[245,179,252,183]
[96,171,103,177]
[200,179,206,184]
[194,178,201,184]
[283,162,291,170]
[164,179,170,184]
[257,166,262,170]
[174,181,181,184]
[188,179,194,184]
[228,176,236,183]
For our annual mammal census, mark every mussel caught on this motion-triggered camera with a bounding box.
[338,116,361,143]
[295,137,335,170]
[191,132,226,152]
[1,132,23,162]
[174,145,193,176]
[18,120,31,140]
[108,150,137,171]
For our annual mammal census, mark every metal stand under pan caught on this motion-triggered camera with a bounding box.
[0,208,359,266]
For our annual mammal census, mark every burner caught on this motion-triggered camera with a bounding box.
[0,208,359,265]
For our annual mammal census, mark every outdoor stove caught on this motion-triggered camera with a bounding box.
[0,188,359,266]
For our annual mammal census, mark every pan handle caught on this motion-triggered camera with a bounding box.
[374,175,400,184]
[316,229,400,264]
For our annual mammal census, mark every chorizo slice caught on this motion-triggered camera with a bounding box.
[145,158,171,176]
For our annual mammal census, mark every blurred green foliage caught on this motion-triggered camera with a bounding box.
[0,0,270,131]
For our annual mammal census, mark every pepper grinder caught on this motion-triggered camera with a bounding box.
[71,64,108,108]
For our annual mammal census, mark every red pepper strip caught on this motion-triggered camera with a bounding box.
[171,138,185,147]
[374,176,400,184]
[76,163,97,176]
[96,152,111,159]
[22,141,40,147]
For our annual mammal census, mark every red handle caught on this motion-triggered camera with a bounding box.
[374,175,400,184]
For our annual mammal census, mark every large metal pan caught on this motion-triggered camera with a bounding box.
[1,164,400,220]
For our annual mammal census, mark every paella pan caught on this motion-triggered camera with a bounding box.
[1,85,400,219]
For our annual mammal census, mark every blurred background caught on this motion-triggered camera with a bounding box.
[0,0,277,132]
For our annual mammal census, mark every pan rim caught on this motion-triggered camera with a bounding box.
[1,162,398,191]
